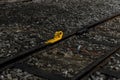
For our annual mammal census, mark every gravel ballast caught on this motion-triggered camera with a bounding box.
[0,0,120,61]
[88,49,120,80]
[0,0,120,79]
[0,68,47,80]
[25,16,120,78]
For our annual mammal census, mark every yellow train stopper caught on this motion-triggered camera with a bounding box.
[45,31,63,44]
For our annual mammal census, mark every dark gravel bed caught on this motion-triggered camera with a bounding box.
[26,36,93,78]
[88,50,120,80]
[0,0,30,3]
[34,0,120,19]
[25,15,120,78]
[0,0,120,79]
[104,49,120,71]
[81,16,120,80]
[0,3,70,60]
[0,0,120,60]
[0,68,47,80]
[79,16,120,47]
[26,32,115,78]
[80,29,119,46]
[0,25,44,60]
[88,49,120,80]
[88,71,120,80]
[33,0,120,29]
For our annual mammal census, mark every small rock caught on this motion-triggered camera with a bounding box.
[77,45,81,51]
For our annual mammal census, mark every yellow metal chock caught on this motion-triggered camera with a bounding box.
[45,31,63,44]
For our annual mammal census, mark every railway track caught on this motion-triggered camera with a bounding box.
[0,13,120,80]
[88,49,120,80]
[0,1,120,80]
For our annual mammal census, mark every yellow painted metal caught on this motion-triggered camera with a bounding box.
[45,31,63,44]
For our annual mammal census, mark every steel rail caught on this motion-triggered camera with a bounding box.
[15,63,67,80]
[72,47,120,80]
[0,13,120,74]
[99,69,120,78]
